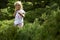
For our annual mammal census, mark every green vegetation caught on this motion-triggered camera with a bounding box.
[0,0,60,40]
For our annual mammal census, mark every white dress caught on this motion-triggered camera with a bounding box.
[14,9,25,26]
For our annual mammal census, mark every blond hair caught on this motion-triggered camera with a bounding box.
[14,1,23,9]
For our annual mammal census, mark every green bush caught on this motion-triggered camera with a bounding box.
[0,0,60,40]
[23,2,33,11]
[0,10,60,40]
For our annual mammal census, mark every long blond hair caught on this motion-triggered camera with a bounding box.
[14,1,23,9]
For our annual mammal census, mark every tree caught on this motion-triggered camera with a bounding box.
[0,0,8,9]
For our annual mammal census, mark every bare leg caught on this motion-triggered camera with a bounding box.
[18,23,23,28]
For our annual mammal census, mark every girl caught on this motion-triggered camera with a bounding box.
[13,1,25,27]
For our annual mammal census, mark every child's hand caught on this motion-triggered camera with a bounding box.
[15,8,17,11]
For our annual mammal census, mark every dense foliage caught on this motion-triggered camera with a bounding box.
[0,0,60,40]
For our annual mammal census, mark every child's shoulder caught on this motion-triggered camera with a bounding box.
[20,9,25,11]
[18,9,25,13]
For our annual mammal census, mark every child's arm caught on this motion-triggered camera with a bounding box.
[18,13,25,17]
[13,9,17,16]
[13,11,16,16]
